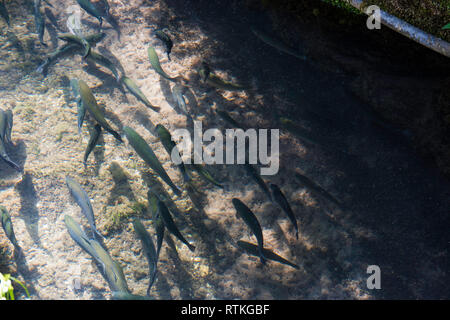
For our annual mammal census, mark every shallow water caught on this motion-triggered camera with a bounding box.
[0,0,449,300]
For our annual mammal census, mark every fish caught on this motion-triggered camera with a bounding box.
[244,163,272,202]
[112,291,152,300]
[251,27,307,60]
[86,50,120,82]
[76,0,103,27]
[295,172,343,208]
[198,63,247,91]
[153,29,173,61]
[132,218,158,295]
[37,33,106,75]
[64,215,105,273]
[4,109,13,144]
[33,0,47,46]
[0,140,21,172]
[147,190,164,259]
[155,124,190,183]
[157,199,195,252]
[215,109,244,129]
[89,239,130,294]
[123,126,182,196]
[231,198,266,264]
[147,46,178,82]
[78,79,123,142]
[198,61,210,83]
[269,183,298,239]
[65,176,103,239]
[83,124,102,166]
[0,0,10,26]
[237,241,299,269]
[171,83,188,115]
[188,163,223,189]
[0,109,21,172]
[1,206,21,251]
[121,77,160,112]
[58,33,90,58]
[70,78,85,135]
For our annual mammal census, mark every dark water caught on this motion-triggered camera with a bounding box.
[0,0,448,300]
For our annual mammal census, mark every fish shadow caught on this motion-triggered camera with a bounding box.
[107,162,136,205]
[14,173,44,250]
[132,109,157,137]
[97,46,125,76]
[44,21,59,50]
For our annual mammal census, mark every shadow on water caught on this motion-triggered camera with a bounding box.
[149,0,450,299]
[107,162,136,205]
[132,109,157,136]
[14,173,42,247]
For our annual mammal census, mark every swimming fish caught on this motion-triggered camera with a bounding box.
[198,61,210,83]
[70,78,85,135]
[1,206,21,252]
[123,126,182,196]
[121,76,160,112]
[89,239,130,294]
[4,109,12,144]
[33,0,47,46]
[86,50,120,82]
[58,33,90,58]
[76,0,103,27]
[0,109,21,172]
[0,0,10,26]
[232,198,266,264]
[112,291,152,300]
[157,199,195,252]
[198,63,247,91]
[147,190,164,260]
[78,79,123,142]
[251,27,307,60]
[171,83,188,115]
[153,29,173,61]
[132,218,158,295]
[155,124,190,183]
[295,172,343,208]
[37,33,106,76]
[66,176,103,239]
[188,163,223,189]
[147,46,178,82]
[269,183,298,239]
[64,215,105,273]
[83,124,102,166]
[237,241,299,269]
[244,163,272,202]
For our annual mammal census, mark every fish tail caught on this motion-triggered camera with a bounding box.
[1,155,22,172]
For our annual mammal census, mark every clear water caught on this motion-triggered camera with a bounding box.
[0,0,449,300]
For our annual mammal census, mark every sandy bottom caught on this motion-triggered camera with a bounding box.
[0,0,448,300]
